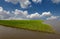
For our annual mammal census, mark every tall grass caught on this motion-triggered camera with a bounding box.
[0,20,55,33]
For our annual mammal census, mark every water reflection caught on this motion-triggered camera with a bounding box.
[0,25,60,39]
[44,20,60,33]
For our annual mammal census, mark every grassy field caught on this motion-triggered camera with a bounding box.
[0,20,55,33]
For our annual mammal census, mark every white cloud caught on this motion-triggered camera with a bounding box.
[26,12,52,20]
[40,12,52,17]
[51,0,60,4]
[14,9,28,16]
[5,0,42,8]
[47,16,60,20]
[32,0,42,3]
[27,12,40,19]
[5,0,31,8]
[19,0,31,8]
[0,7,3,11]
[0,7,11,19]
[14,9,28,18]
[9,9,28,20]
[0,6,60,20]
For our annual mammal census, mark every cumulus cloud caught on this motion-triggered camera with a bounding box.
[47,16,60,20]
[27,12,40,19]
[14,9,28,16]
[5,0,60,9]
[32,0,42,3]
[9,9,52,20]
[11,9,28,20]
[5,0,31,8]
[0,7,3,11]
[11,11,60,20]
[5,0,42,8]
[0,7,11,20]
[26,12,52,20]
[51,0,60,4]
[0,6,59,20]
[41,12,51,17]
[20,0,31,8]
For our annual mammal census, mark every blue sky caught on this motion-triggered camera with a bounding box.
[0,0,60,20]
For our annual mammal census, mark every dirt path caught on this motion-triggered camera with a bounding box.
[0,25,60,39]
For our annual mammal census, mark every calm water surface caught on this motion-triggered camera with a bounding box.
[44,20,60,33]
[0,25,60,39]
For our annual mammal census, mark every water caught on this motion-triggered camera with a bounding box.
[44,20,60,33]
[0,25,60,39]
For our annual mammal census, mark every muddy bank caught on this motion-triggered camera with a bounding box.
[0,25,60,39]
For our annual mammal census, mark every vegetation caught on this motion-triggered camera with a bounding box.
[0,20,55,33]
